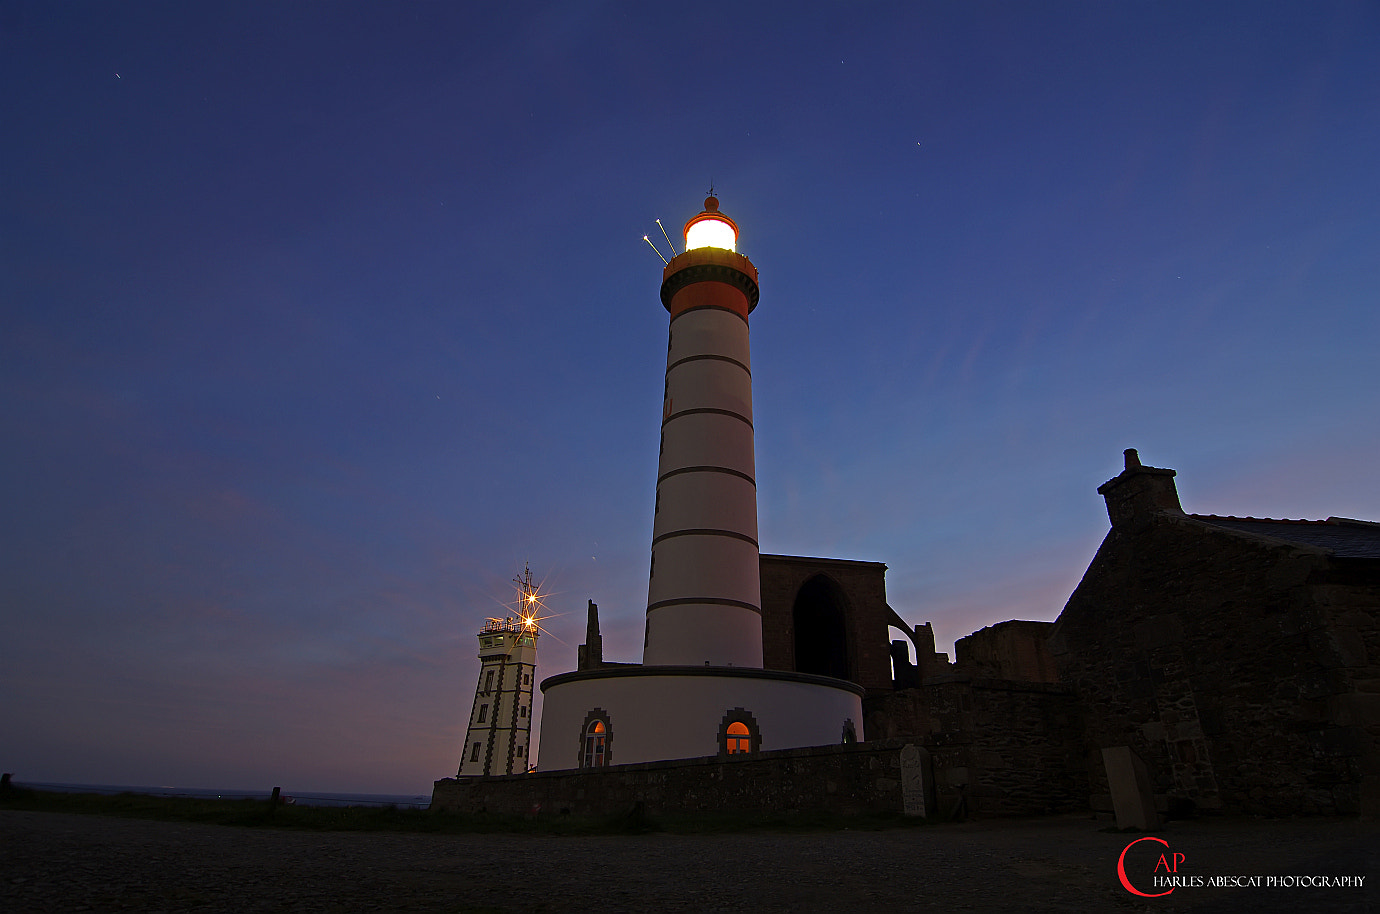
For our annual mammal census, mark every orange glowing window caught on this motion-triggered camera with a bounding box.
[726,721,751,754]
[583,719,607,767]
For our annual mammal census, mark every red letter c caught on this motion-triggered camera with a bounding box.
[1118,836,1175,897]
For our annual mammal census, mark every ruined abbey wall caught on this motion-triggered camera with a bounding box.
[759,555,894,693]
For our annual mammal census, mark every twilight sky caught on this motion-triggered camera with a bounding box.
[3,2,1377,795]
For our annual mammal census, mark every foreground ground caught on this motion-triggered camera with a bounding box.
[1,809,1374,913]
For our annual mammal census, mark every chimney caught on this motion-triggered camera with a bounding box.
[1097,449,1184,530]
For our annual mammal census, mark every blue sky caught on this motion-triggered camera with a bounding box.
[3,1,1377,794]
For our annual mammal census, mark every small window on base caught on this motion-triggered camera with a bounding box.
[718,708,761,757]
[580,709,612,768]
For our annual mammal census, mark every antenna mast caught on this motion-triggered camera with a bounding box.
[643,234,669,264]
[657,219,677,257]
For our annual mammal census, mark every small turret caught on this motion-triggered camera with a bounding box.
[577,600,604,670]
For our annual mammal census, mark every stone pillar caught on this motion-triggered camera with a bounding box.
[577,600,603,670]
[899,743,935,817]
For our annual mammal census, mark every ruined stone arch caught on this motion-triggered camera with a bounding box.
[792,573,851,680]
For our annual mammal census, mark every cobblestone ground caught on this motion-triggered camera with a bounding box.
[1,810,1374,913]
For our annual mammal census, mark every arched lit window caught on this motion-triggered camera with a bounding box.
[579,709,612,768]
[718,708,761,757]
[583,720,606,767]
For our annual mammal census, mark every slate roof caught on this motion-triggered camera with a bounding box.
[1191,515,1380,558]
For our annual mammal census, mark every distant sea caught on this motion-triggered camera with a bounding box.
[12,781,431,809]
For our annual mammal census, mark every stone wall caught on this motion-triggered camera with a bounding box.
[1050,513,1379,816]
[1325,567,1380,816]
[865,677,1086,818]
[433,740,914,818]
[954,620,1060,683]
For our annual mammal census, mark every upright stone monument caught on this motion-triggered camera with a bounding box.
[1103,745,1160,829]
[899,743,935,817]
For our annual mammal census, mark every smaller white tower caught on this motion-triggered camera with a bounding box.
[457,568,541,777]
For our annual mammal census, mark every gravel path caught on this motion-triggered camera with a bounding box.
[1,810,1374,913]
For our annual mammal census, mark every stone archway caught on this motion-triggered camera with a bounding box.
[792,574,850,680]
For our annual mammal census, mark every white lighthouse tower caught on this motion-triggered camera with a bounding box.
[537,196,863,770]
[456,567,540,777]
[644,195,763,668]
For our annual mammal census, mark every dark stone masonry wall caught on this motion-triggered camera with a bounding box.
[1335,571,1380,816]
[866,678,1087,818]
[1049,514,1379,816]
[433,740,911,818]
[954,621,1060,683]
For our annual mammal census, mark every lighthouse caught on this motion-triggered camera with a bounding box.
[456,567,540,777]
[644,196,763,668]
[537,196,864,769]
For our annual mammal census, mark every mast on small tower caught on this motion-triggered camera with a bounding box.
[457,566,542,777]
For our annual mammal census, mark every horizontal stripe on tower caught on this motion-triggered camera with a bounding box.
[657,465,756,485]
[669,303,749,325]
[646,597,762,614]
[661,260,759,313]
[651,528,759,547]
[662,407,752,429]
[667,352,751,375]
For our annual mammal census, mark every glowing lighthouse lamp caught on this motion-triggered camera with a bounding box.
[683,199,738,251]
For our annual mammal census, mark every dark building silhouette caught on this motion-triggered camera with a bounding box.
[751,450,1379,818]
[1048,449,1380,816]
[439,451,1378,818]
